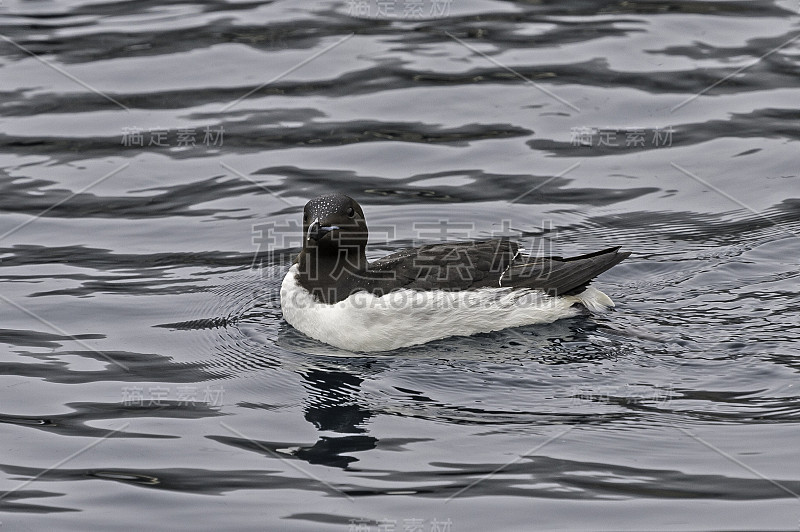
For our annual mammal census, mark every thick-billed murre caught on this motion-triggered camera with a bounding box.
[280,194,630,352]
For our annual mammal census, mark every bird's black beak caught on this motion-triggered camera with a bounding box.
[306,218,340,242]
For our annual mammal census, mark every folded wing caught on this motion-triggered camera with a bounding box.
[367,239,629,296]
[368,239,518,291]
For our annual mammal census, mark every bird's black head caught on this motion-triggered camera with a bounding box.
[303,193,367,248]
[298,194,369,284]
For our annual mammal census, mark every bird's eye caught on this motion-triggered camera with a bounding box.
[346,207,355,218]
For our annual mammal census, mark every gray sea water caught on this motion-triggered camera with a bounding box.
[1,0,799,530]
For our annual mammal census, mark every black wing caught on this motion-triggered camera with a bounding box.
[366,240,629,296]
[367,239,519,291]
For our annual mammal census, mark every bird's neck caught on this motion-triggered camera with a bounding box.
[295,246,368,301]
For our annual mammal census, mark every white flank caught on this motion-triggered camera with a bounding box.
[280,264,615,352]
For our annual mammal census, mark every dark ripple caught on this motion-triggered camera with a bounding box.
[8,0,268,19]
[0,245,252,269]
[0,489,78,514]
[406,454,800,500]
[585,201,800,249]
[501,0,791,17]
[0,328,104,349]
[0,242,254,296]
[0,349,227,384]
[0,400,223,438]
[0,174,258,217]
[255,165,658,206]
[529,108,800,156]
[5,46,798,120]
[0,464,334,497]
[0,120,532,163]
[30,442,791,501]
[209,434,378,469]
[0,57,780,118]
[579,387,800,424]
[2,0,792,62]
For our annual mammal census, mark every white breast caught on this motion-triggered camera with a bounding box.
[279,264,615,352]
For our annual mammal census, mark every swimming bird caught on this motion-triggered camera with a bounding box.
[280,194,630,352]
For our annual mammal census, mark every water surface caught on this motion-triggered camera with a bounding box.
[1,0,799,530]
